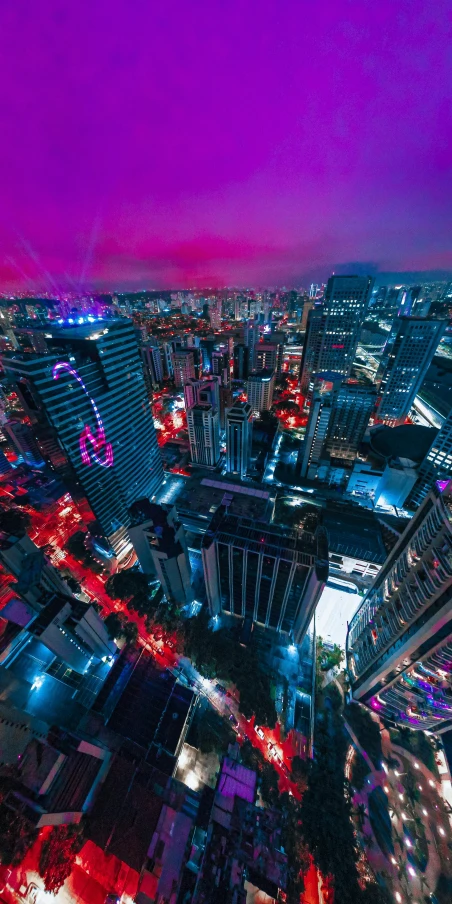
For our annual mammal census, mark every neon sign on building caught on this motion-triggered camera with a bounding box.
[52,362,113,468]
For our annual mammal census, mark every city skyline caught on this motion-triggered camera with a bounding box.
[1,2,451,292]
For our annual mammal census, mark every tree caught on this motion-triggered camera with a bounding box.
[194,708,234,755]
[104,612,123,640]
[359,883,393,904]
[61,572,81,594]
[39,823,84,894]
[103,612,138,645]
[65,530,89,561]
[291,755,308,785]
[299,710,362,904]
[122,620,139,645]
[105,570,150,601]
[0,507,31,537]
[0,797,38,866]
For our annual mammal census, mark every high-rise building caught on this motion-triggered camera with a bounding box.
[212,349,230,386]
[128,500,193,606]
[209,299,222,330]
[1,319,163,560]
[299,275,374,400]
[183,376,220,411]
[375,317,446,426]
[406,407,452,509]
[325,381,376,460]
[233,344,250,380]
[346,481,452,731]
[4,419,44,466]
[140,340,164,389]
[225,400,253,478]
[186,403,220,468]
[298,382,334,478]
[246,370,275,416]
[244,318,259,365]
[299,307,324,397]
[202,507,328,643]
[254,335,285,377]
[301,298,314,330]
[171,349,196,388]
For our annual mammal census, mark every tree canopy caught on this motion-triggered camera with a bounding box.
[105,570,150,601]
[0,507,31,537]
[39,824,85,895]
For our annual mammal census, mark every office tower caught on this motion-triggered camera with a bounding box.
[301,298,314,330]
[1,319,163,560]
[171,349,196,388]
[225,400,253,478]
[186,403,220,468]
[406,407,452,509]
[212,349,230,386]
[299,275,374,399]
[0,533,75,609]
[209,299,222,330]
[128,500,193,605]
[244,318,259,365]
[161,340,174,378]
[346,481,452,731]
[184,376,220,411]
[375,317,446,426]
[4,419,44,466]
[202,507,329,642]
[233,343,250,380]
[299,307,324,396]
[246,370,275,416]
[140,340,164,389]
[263,298,272,323]
[0,448,11,474]
[298,381,334,478]
[325,381,376,460]
[309,283,319,298]
[254,334,285,377]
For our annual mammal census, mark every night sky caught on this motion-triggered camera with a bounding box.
[1,1,451,291]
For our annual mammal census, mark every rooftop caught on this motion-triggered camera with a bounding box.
[370,424,437,463]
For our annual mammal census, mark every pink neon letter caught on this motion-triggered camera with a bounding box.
[53,362,114,467]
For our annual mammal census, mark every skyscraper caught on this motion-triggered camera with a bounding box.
[186,403,220,468]
[325,381,376,460]
[406,407,452,509]
[225,400,253,478]
[183,376,220,411]
[346,481,452,731]
[375,317,446,426]
[171,349,196,388]
[298,381,334,478]
[254,335,285,376]
[299,275,374,400]
[1,319,163,560]
[140,340,164,389]
[233,344,250,380]
[244,318,259,365]
[128,499,193,606]
[211,349,230,386]
[246,370,275,416]
[202,507,329,643]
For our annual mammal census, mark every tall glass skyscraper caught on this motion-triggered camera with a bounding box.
[299,275,374,400]
[346,481,452,732]
[375,317,446,426]
[1,319,163,560]
[202,507,329,643]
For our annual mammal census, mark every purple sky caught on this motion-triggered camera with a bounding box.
[1,1,451,291]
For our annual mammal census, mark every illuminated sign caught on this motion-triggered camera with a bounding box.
[53,362,113,467]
